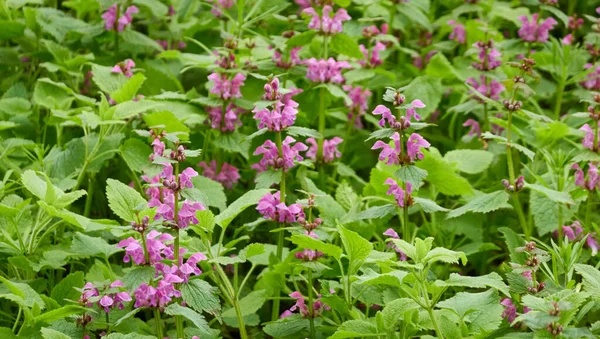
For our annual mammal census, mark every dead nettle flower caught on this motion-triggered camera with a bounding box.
[130,215,150,233]
[253,77,302,131]
[581,64,600,91]
[568,14,584,31]
[372,132,430,165]
[344,85,372,128]
[579,121,600,151]
[383,228,407,260]
[280,290,331,318]
[412,50,437,70]
[156,40,186,51]
[302,5,351,35]
[572,162,599,191]
[384,178,414,207]
[208,0,234,17]
[252,136,308,173]
[562,34,574,45]
[102,3,138,32]
[359,42,386,68]
[305,57,351,83]
[362,23,388,39]
[198,160,240,189]
[79,281,131,313]
[467,75,505,102]
[463,119,481,138]
[555,221,600,256]
[111,59,135,78]
[472,41,502,71]
[306,137,343,164]
[518,13,558,43]
[447,20,466,44]
[502,175,525,192]
[257,191,305,223]
[272,46,302,69]
[547,322,564,337]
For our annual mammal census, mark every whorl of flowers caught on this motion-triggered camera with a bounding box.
[302,5,351,35]
[253,78,302,132]
[102,3,138,32]
[256,191,305,223]
[518,13,558,43]
[252,136,308,173]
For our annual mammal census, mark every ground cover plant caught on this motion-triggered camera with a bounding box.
[2,0,600,338]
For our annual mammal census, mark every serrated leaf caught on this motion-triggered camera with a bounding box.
[423,247,467,265]
[444,150,494,174]
[394,165,428,187]
[215,189,270,229]
[417,149,473,196]
[330,33,363,59]
[164,304,212,335]
[263,314,310,337]
[143,110,189,141]
[526,183,574,204]
[330,319,379,339]
[286,126,323,139]
[338,225,372,273]
[437,272,510,296]
[70,232,120,259]
[41,328,70,339]
[191,176,227,211]
[290,234,342,260]
[50,272,84,306]
[110,73,146,104]
[447,191,511,219]
[381,298,420,330]
[574,264,600,296]
[222,289,267,318]
[286,30,317,48]
[255,169,281,189]
[413,197,449,213]
[106,179,147,222]
[181,280,221,316]
[356,204,396,220]
[122,266,155,291]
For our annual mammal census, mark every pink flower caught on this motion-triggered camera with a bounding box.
[252,137,308,172]
[207,103,245,132]
[407,133,430,162]
[383,228,407,260]
[359,42,386,68]
[518,14,557,43]
[303,5,351,34]
[580,123,599,151]
[463,119,481,137]
[372,104,397,128]
[522,270,532,281]
[362,24,388,38]
[305,137,343,163]
[305,58,351,83]
[587,234,599,256]
[406,99,425,121]
[253,81,301,131]
[103,4,138,32]
[472,41,502,71]
[179,167,199,189]
[102,4,118,31]
[384,178,412,207]
[199,161,240,189]
[448,20,466,44]
[372,132,402,165]
[501,298,517,324]
[273,47,302,69]
[580,64,600,90]
[553,221,598,255]
[111,59,135,78]
[79,282,99,307]
[412,51,437,70]
[257,191,305,223]
[207,72,246,99]
[572,163,599,190]
[117,230,174,265]
[562,34,573,45]
[295,249,324,261]
[343,85,371,128]
[208,0,234,17]
[467,76,505,101]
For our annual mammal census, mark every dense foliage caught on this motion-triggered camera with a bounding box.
[1,0,600,338]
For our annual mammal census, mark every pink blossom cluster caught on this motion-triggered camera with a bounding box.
[472,41,502,71]
[257,191,305,223]
[280,291,331,318]
[580,64,600,90]
[207,72,246,100]
[362,23,388,38]
[198,160,240,189]
[580,122,600,150]
[272,47,302,69]
[383,228,407,260]
[372,101,425,129]
[134,281,181,309]
[305,58,351,83]
[344,85,372,128]
[384,178,412,207]
[156,40,186,50]
[517,14,558,43]
[118,230,174,266]
[102,3,138,32]
[111,59,135,78]
[554,221,599,255]
[253,78,302,131]
[79,281,131,313]
[306,137,343,164]
[252,136,308,172]
[572,163,598,191]
[208,0,234,17]
[463,119,481,137]
[303,5,351,35]
[206,103,245,132]
[447,20,466,44]
[466,76,505,101]
[412,51,437,70]
[359,42,386,68]
[372,132,430,165]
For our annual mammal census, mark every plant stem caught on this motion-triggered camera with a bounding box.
[318,87,326,189]
[154,308,164,338]
[105,312,110,334]
[506,110,529,239]
[233,298,249,339]
[273,131,286,321]
[83,175,94,217]
[307,269,316,339]
[585,190,593,228]
[554,80,564,120]
[172,163,184,339]
[12,307,20,332]
[403,206,409,241]
[483,103,489,132]
[427,308,443,339]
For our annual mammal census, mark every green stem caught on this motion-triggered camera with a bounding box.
[172,163,185,339]
[12,307,21,333]
[83,175,94,217]
[233,298,249,339]
[307,269,316,339]
[154,309,164,338]
[427,308,443,339]
[105,312,110,334]
[273,132,286,321]
[483,103,489,132]
[506,110,529,239]
[318,87,326,189]
[140,231,150,264]
[403,206,409,241]
[554,80,564,120]
[594,119,599,152]
[585,191,593,228]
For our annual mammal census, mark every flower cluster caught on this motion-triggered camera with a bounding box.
[198,160,240,189]
[359,42,386,68]
[384,178,413,207]
[372,132,430,165]
[306,137,343,164]
[372,100,425,129]
[518,14,558,43]
[206,104,245,132]
[572,163,598,191]
[257,191,305,223]
[208,0,234,17]
[280,291,331,318]
[472,41,502,71]
[305,58,351,83]
[466,75,505,101]
[102,3,138,32]
[207,72,246,100]
[273,46,302,69]
[463,119,481,137]
[554,221,599,256]
[253,78,302,131]
[580,122,600,151]
[79,281,131,313]
[344,85,371,128]
[156,40,186,51]
[252,137,308,172]
[111,59,135,78]
[448,20,466,44]
[303,5,351,35]
[383,228,407,260]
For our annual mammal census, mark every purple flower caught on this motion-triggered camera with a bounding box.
[257,191,305,223]
[295,249,324,261]
[522,270,532,281]
[305,137,343,163]
[384,178,412,207]
[580,123,599,151]
[303,5,351,34]
[111,59,135,78]
[207,103,245,132]
[179,167,199,189]
[199,161,240,189]
[305,58,351,83]
[383,228,407,260]
[208,0,234,17]
[372,104,397,128]
[412,51,437,70]
[372,132,402,165]
[448,20,466,44]
[207,72,246,100]
[562,34,573,45]
[362,23,388,38]
[102,4,138,32]
[518,14,557,43]
[472,41,502,71]
[553,221,598,256]
[117,230,174,265]
[467,75,505,101]
[79,282,99,307]
[252,137,308,172]
[580,64,600,90]
[501,298,517,324]
[343,85,371,128]
[273,47,302,69]
[463,119,481,137]
[253,81,301,131]
[406,99,425,121]
[572,163,599,191]
[283,291,329,318]
[407,133,430,162]
[588,234,599,256]
[359,42,386,68]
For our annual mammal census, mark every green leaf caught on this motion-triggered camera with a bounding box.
[91,64,128,94]
[417,149,473,196]
[255,169,281,189]
[50,272,84,306]
[356,204,396,220]
[181,280,221,316]
[0,97,31,115]
[286,30,317,49]
[541,5,569,26]
[437,289,503,334]
[0,21,25,40]
[103,334,157,339]
[33,78,74,110]
[444,150,494,174]
[338,225,373,273]
[286,126,323,139]
[499,227,527,263]
[402,75,442,119]
[381,298,420,330]
[330,33,363,59]
[526,183,574,204]
[356,268,408,288]
[191,176,227,211]
[423,247,467,265]
[214,189,270,230]
[70,232,120,259]
[120,30,163,51]
[21,170,47,200]
[574,264,600,296]
[164,304,212,335]
[263,315,310,338]
[120,138,152,173]
[222,290,267,318]
[437,272,510,296]
[106,179,147,222]
[447,191,511,219]
[482,132,536,160]
[35,305,87,324]
[41,328,70,339]
[330,319,380,339]
[143,110,190,141]
[425,53,460,80]
[133,0,168,17]
[122,266,155,291]
[413,197,449,213]
[290,234,342,260]
[0,276,45,309]
[394,165,428,187]
[114,100,161,120]
[110,73,146,104]
[213,131,250,158]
